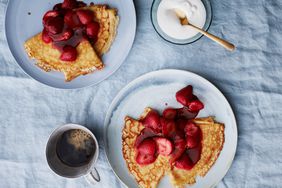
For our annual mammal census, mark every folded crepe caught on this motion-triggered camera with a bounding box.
[122,108,225,188]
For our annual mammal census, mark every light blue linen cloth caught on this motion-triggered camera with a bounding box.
[1,0,282,187]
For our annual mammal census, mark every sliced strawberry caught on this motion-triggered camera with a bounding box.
[135,128,160,147]
[137,139,156,155]
[136,152,156,165]
[170,138,186,163]
[176,85,193,106]
[43,10,60,25]
[76,10,93,25]
[187,145,201,164]
[86,21,100,39]
[60,45,77,61]
[162,108,177,119]
[161,118,176,137]
[174,153,194,170]
[177,107,198,119]
[64,10,82,28]
[62,0,78,9]
[141,110,161,133]
[154,137,173,156]
[184,122,200,137]
[42,29,52,43]
[44,17,64,35]
[175,118,187,131]
[188,100,204,112]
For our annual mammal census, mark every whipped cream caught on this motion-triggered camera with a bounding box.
[157,0,206,40]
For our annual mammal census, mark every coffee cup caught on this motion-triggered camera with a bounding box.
[46,124,100,184]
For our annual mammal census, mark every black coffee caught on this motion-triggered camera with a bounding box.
[56,129,96,167]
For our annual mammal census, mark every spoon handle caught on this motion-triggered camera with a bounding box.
[189,24,235,51]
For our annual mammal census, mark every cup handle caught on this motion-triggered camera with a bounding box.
[85,167,100,184]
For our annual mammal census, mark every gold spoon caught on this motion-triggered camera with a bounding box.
[174,9,235,51]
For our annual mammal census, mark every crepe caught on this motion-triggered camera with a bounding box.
[24,33,103,82]
[83,5,119,56]
[169,117,225,187]
[122,108,225,188]
[122,108,171,188]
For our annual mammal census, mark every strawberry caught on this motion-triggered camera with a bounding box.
[86,21,100,39]
[188,100,204,112]
[170,138,186,163]
[137,139,156,155]
[60,45,77,61]
[184,122,200,137]
[135,128,160,147]
[154,137,173,156]
[136,152,156,165]
[44,17,64,35]
[175,85,193,106]
[174,153,194,170]
[76,10,93,25]
[141,110,161,133]
[53,3,68,15]
[184,122,201,148]
[43,10,60,25]
[62,0,78,9]
[64,10,82,28]
[42,29,52,43]
[162,108,177,119]
[186,136,200,148]
[177,107,198,119]
[161,118,176,137]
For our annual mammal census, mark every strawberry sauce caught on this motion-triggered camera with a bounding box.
[187,145,202,164]
[52,28,86,52]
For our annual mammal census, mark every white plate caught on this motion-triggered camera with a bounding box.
[5,0,136,89]
[104,69,237,188]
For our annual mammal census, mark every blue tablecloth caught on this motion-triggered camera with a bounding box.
[1,0,282,187]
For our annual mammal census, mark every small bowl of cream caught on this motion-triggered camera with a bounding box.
[151,0,212,45]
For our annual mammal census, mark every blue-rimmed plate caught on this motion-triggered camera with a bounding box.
[104,69,237,188]
[151,0,212,45]
[5,0,136,89]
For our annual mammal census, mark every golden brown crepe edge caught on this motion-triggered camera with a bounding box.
[24,33,104,82]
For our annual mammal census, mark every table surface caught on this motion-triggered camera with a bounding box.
[1,0,282,188]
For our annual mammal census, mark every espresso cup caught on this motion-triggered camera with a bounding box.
[46,124,100,183]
